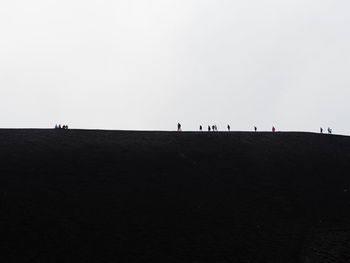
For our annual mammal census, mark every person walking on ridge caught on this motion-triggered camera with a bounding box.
[177,123,182,131]
[272,126,276,132]
[227,125,230,132]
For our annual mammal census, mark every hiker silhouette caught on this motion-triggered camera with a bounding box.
[177,123,182,131]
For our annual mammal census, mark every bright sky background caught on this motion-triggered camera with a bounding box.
[1,0,350,133]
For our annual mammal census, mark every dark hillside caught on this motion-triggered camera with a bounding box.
[1,129,350,262]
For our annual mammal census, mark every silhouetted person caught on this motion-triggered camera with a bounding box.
[55,124,58,129]
[212,125,215,131]
[200,125,202,131]
[208,126,211,132]
[272,126,276,132]
[328,127,332,134]
[58,124,62,129]
[320,127,323,134]
[177,123,181,131]
[227,125,230,132]
[254,126,257,132]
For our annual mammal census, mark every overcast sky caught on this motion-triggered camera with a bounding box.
[1,0,350,133]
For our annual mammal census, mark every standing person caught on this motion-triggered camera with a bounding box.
[320,127,323,134]
[272,126,276,132]
[212,125,215,131]
[208,126,211,132]
[227,125,230,132]
[200,125,202,131]
[177,123,181,131]
[254,126,257,132]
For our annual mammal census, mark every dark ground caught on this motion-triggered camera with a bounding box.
[1,129,350,263]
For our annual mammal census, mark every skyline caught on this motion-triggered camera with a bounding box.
[1,1,349,134]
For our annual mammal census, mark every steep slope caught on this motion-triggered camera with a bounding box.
[1,129,350,263]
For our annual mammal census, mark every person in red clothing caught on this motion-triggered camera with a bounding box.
[272,126,276,132]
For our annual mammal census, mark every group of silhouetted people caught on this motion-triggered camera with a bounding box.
[209,125,218,131]
[55,124,69,130]
[179,123,259,132]
[199,125,219,131]
[177,123,336,134]
[178,123,262,132]
[320,127,333,134]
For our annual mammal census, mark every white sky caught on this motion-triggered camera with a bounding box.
[1,0,350,133]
